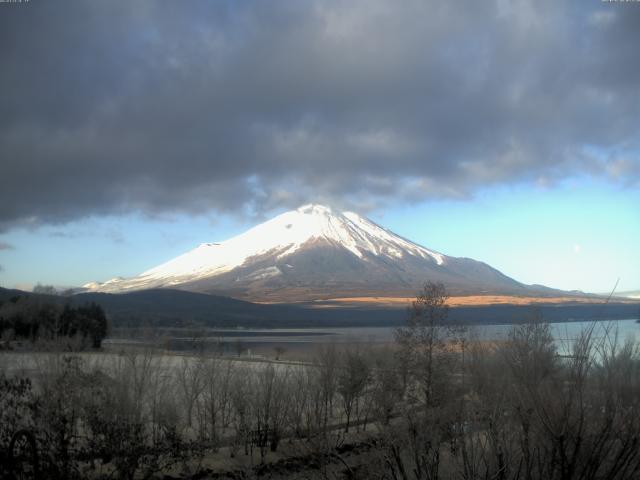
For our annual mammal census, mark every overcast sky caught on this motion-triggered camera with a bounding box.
[0,0,638,293]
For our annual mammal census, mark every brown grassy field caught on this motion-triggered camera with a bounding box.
[302,294,629,308]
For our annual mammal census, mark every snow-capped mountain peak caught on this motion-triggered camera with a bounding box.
[85,204,524,300]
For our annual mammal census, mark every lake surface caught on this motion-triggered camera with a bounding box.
[182,319,639,342]
[108,318,640,354]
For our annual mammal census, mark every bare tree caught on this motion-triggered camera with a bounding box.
[251,364,291,459]
[372,351,404,426]
[288,367,312,438]
[337,348,371,432]
[229,366,252,457]
[199,358,235,447]
[315,344,340,434]
[384,282,467,480]
[177,356,205,429]
[395,282,459,409]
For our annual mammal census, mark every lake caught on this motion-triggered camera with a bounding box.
[106,318,640,356]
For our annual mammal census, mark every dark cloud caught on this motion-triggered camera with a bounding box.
[1,0,639,228]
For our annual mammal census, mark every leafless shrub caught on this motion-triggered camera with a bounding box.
[338,348,371,433]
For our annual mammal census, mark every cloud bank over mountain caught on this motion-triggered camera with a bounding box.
[1,0,639,230]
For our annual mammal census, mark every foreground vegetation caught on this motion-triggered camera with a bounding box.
[0,283,639,479]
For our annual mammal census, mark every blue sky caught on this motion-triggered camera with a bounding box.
[1,1,639,295]
[1,178,637,294]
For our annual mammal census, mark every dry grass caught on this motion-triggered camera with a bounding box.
[304,294,622,308]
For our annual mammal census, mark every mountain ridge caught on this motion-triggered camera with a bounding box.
[2,287,637,330]
[85,204,565,301]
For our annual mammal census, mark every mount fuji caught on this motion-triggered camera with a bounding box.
[84,204,552,302]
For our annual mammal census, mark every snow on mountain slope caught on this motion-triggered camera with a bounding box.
[85,204,530,300]
[86,205,444,292]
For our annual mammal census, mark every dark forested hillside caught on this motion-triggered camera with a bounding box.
[1,287,638,330]
[0,290,108,347]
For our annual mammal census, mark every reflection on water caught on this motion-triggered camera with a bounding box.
[216,319,638,343]
[106,319,640,354]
